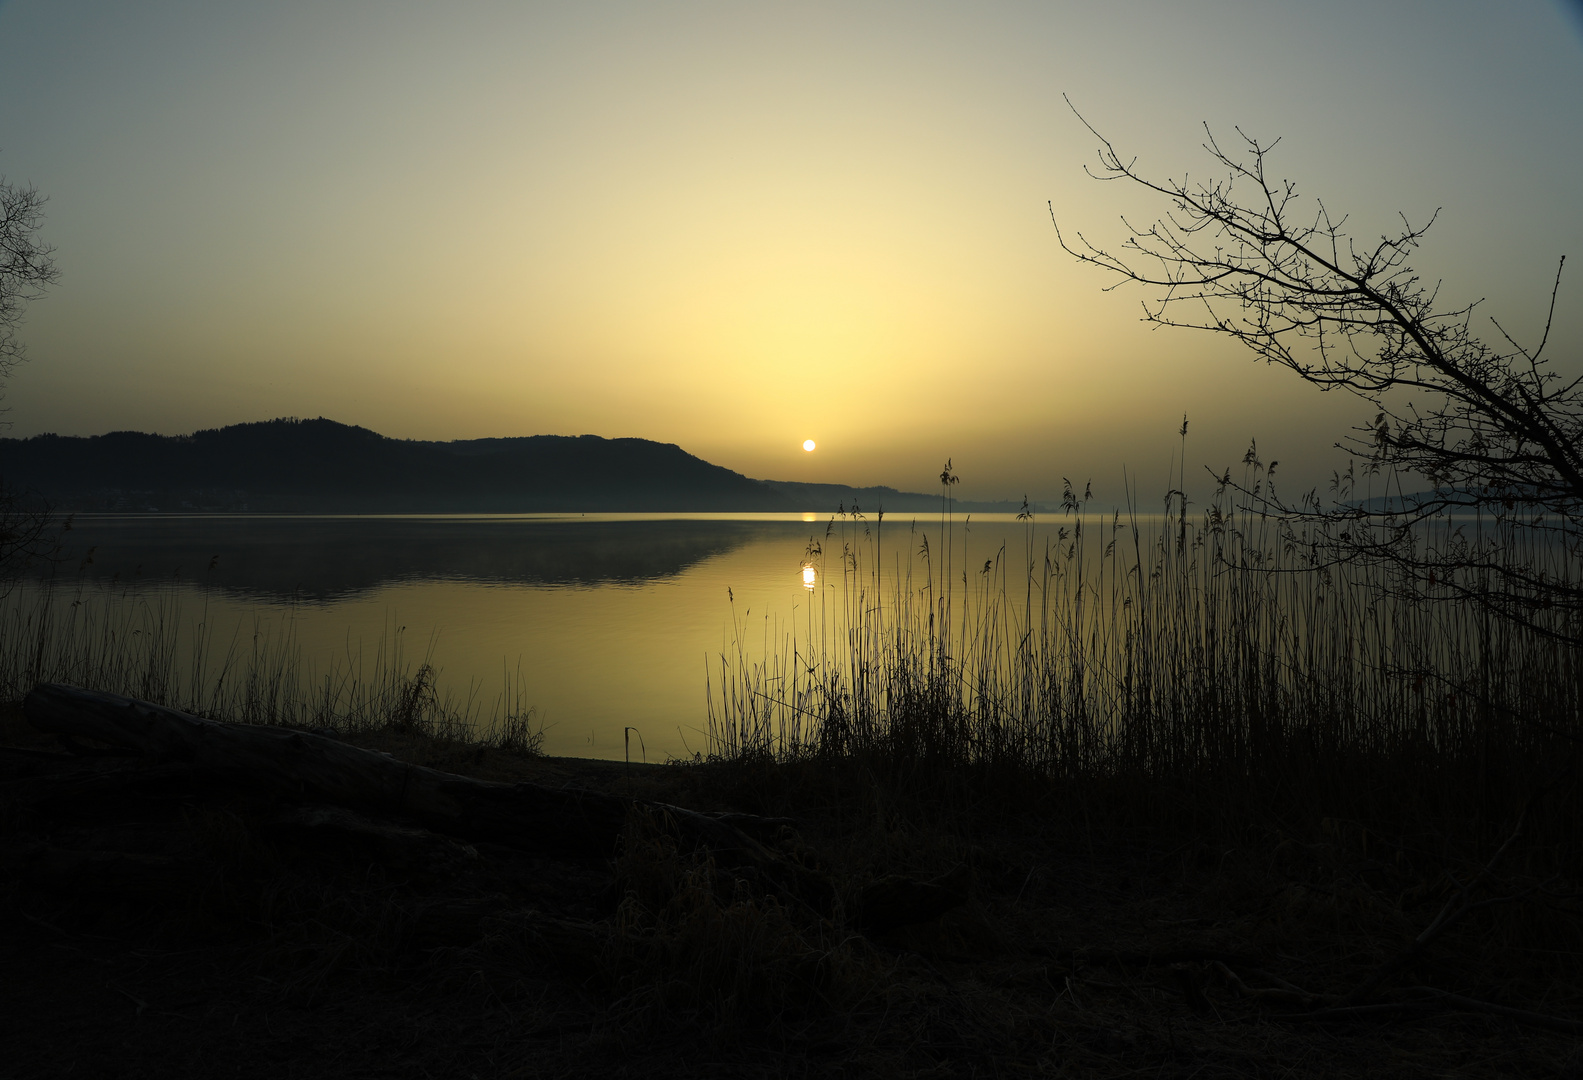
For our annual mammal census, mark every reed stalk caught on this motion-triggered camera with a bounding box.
[707,467,1582,847]
[0,577,542,750]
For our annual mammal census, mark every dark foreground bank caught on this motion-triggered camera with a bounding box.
[2,693,1580,1080]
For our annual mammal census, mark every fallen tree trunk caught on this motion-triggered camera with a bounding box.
[23,683,835,911]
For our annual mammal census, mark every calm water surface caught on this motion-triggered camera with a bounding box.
[40,512,1039,760]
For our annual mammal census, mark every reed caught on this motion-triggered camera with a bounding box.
[0,576,543,751]
[707,459,1583,852]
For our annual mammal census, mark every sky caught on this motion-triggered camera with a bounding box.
[0,0,1579,503]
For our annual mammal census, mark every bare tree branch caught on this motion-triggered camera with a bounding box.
[0,172,59,402]
[1056,103,1580,641]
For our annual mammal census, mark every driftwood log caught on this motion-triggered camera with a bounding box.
[23,682,837,913]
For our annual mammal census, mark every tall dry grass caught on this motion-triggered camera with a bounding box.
[707,457,1583,852]
[0,577,542,751]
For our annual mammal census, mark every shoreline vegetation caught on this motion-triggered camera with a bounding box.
[3,463,1580,1078]
[709,466,1581,849]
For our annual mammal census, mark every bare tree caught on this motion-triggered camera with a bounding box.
[0,173,57,405]
[1053,103,1580,640]
[0,171,60,578]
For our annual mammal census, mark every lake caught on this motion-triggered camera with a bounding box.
[18,510,1037,760]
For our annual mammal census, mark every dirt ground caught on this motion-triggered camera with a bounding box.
[3,707,1580,1079]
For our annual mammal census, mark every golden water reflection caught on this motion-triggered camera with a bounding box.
[31,513,1041,761]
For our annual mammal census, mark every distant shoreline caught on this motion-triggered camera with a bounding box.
[1,416,1039,516]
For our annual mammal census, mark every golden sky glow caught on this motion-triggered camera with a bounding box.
[1,1,1579,501]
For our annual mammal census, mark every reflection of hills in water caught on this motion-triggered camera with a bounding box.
[46,517,788,600]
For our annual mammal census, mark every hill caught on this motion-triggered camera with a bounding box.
[0,418,1025,514]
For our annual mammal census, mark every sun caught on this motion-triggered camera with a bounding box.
[802,439,816,452]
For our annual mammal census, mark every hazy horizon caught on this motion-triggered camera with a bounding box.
[2,1,1579,503]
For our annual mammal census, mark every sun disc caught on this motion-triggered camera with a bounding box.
[802,439,816,452]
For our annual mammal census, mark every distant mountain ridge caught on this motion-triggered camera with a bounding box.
[760,480,1027,515]
[0,418,1027,514]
